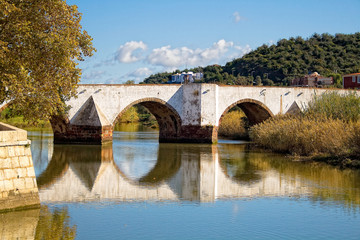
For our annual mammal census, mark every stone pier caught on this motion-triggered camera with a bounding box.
[0,122,40,211]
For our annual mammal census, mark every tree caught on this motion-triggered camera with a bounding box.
[0,0,95,121]
[254,75,262,86]
[124,80,135,84]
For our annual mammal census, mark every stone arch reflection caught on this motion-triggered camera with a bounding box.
[217,144,262,184]
[34,136,360,207]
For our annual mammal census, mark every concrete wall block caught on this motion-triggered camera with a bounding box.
[24,146,32,156]
[4,168,17,179]
[13,178,26,190]
[3,179,13,191]
[11,157,20,168]
[0,147,8,158]
[17,168,27,178]
[26,167,36,178]
[14,146,25,156]
[19,156,30,167]
[7,146,15,157]
[0,158,12,169]
[24,178,34,189]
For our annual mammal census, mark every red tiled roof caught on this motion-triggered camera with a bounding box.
[343,73,360,77]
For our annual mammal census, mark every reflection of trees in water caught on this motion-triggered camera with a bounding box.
[35,206,76,240]
[36,136,360,208]
[139,143,181,184]
[218,143,360,208]
[250,154,360,208]
[218,144,262,184]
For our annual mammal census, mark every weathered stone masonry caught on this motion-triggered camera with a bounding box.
[46,84,351,144]
[0,123,40,211]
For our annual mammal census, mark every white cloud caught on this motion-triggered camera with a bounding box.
[232,44,252,57]
[128,67,153,78]
[146,40,249,69]
[233,12,243,23]
[82,70,106,80]
[123,67,153,83]
[115,41,147,63]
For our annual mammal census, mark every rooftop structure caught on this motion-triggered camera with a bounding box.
[290,72,333,87]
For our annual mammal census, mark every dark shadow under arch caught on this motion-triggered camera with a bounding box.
[114,98,182,142]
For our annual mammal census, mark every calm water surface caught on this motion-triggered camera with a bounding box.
[2,124,360,239]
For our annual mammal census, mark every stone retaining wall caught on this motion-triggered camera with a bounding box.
[0,122,40,211]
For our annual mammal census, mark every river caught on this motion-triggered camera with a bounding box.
[1,124,360,239]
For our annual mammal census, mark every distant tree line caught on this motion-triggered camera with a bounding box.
[141,33,360,87]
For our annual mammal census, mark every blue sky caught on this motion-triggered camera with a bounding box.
[68,0,360,84]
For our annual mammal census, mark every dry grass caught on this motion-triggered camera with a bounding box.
[250,115,353,156]
[218,110,248,139]
[250,92,360,158]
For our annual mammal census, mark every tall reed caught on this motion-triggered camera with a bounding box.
[250,115,352,156]
[250,91,360,157]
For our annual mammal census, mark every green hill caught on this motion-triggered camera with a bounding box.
[141,33,360,86]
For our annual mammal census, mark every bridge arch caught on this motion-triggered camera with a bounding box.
[219,98,274,126]
[114,98,182,142]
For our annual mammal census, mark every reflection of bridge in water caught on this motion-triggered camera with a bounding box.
[38,144,311,202]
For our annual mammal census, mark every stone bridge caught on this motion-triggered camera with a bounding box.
[52,84,330,144]
[0,84,343,144]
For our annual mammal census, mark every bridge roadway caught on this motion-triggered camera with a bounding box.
[37,144,310,203]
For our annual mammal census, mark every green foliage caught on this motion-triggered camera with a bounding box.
[142,72,172,84]
[226,33,360,85]
[124,80,135,84]
[306,91,360,122]
[118,107,140,123]
[117,104,156,125]
[0,106,51,129]
[250,92,360,157]
[0,0,95,122]
[141,33,360,86]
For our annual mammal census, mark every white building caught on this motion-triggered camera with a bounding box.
[171,72,203,83]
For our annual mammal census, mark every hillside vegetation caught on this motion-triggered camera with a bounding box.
[142,33,360,86]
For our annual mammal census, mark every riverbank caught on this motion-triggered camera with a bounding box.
[249,92,360,170]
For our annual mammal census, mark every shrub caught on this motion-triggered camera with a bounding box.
[250,91,360,157]
[250,115,352,156]
[306,91,360,122]
[118,107,140,123]
[219,110,248,139]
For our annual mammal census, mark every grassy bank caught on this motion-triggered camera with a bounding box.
[250,92,360,169]
[0,109,51,130]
